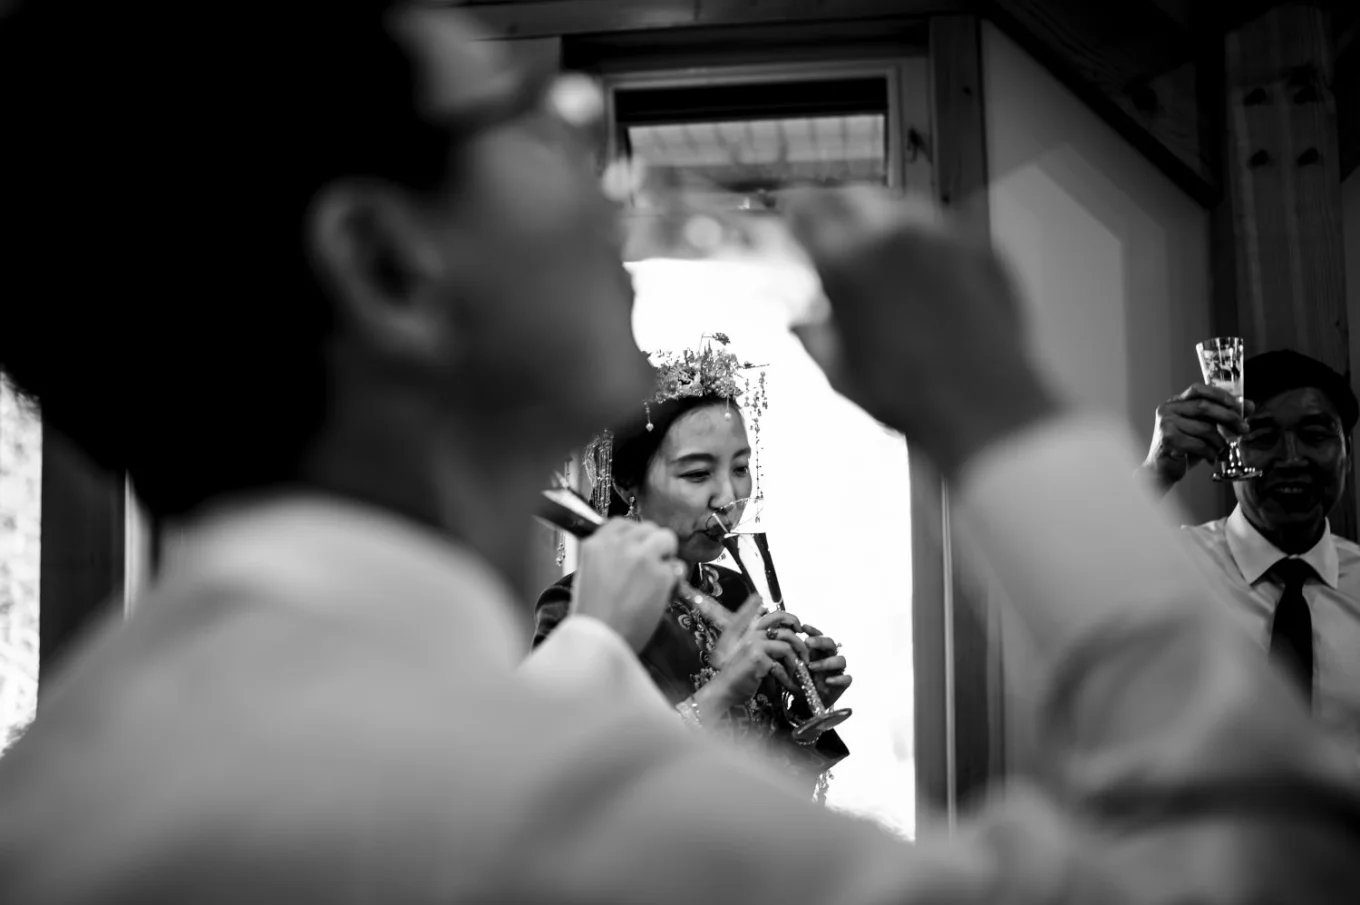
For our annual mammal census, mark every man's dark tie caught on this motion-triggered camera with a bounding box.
[1268,558,1316,704]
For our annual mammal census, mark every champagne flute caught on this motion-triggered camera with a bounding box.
[705,496,764,537]
[608,156,844,332]
[1196,337,1262,482]
[709,499,852,744]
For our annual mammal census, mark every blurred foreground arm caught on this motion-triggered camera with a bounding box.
[520,519,680,708]
[789,187,1360,900]
[11,189,1357,905]
[786,189,1190,654]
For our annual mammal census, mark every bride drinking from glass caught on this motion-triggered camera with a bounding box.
[533,339,852,797]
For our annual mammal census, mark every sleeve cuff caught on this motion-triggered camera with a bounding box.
[519,615,673,713]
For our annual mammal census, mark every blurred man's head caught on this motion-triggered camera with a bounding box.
[1235,350,1357,550]
[0,2,651,573]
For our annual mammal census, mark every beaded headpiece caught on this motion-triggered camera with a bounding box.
[556,334,768,564]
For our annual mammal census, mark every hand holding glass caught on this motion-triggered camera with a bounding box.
[1196,337,1262,482]
[709,499,851,743]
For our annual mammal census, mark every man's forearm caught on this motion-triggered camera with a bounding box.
[1135,460,1176,499]
[913,365,1067,485]
[953,416,1224,664]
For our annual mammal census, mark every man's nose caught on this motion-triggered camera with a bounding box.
[1282,432,1305,463]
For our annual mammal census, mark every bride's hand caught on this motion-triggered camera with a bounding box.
[700,607,805,711]
[802,624,852,707]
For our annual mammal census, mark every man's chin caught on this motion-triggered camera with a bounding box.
[1263,497,1326,524]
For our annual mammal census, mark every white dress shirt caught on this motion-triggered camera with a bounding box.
[1,419,1356,904]
[1181,506,1360,755]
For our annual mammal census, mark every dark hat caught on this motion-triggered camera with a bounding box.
[1244,350,1359,432]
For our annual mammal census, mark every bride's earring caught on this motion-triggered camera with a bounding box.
[627,496,638,520]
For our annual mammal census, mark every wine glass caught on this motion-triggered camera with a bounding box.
[607,156,844,332]
[1196,337,1262,482]
[706,496,766,537]
[707,498,852,743]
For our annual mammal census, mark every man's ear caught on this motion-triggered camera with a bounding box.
[307,178,453,364]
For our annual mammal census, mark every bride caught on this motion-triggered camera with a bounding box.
[533,340,852,798]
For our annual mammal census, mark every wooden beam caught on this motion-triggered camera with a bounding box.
[1217,3,1354,540]
[1339,35,1359,182]
[1210,1,1352,38]
[985,0,1218,206]
[918,14,1002,819]
[1339,10,1360,58]
[37,427,124,693]
[910,459,951,820]
[460,0,966,40]
[1147,0,1194,32]
[931,15,990,232]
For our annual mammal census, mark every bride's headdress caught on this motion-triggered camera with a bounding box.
[575,333,768,521]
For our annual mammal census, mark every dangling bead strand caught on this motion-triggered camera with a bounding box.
[589,430,615,518]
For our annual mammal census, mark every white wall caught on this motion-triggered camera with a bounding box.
[983,26,1216,523]
[979,24,1216,774]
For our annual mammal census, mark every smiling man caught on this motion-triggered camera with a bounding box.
[1142,349,1360,756]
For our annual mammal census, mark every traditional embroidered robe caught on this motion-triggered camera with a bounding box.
[534,563,849,795]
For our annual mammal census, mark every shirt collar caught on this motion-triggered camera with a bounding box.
[151,494,527,668]
[1225,504,1339,589]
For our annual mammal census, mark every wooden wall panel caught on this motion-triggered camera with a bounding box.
[1218,5,1354,536]
[37,428,124,694]
[1219,3,1354,540]
[463,0,963,39]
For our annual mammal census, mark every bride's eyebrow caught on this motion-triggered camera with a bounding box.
[671,453,717,466]
[671,449,752,467]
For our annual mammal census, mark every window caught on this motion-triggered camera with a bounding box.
[0,373,41,756]
[616,77,892,195]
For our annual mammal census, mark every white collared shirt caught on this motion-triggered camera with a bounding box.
[1182,505,1360,750]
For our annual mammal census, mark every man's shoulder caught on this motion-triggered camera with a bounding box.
[1331,533,1360,556]
[1176,517,1236,578]
[1180,516,1230,544]
[1330,533,1360,579]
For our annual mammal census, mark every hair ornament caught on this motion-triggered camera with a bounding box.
[577,333,769,519]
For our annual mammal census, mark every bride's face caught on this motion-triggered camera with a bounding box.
[635,405,752,564]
